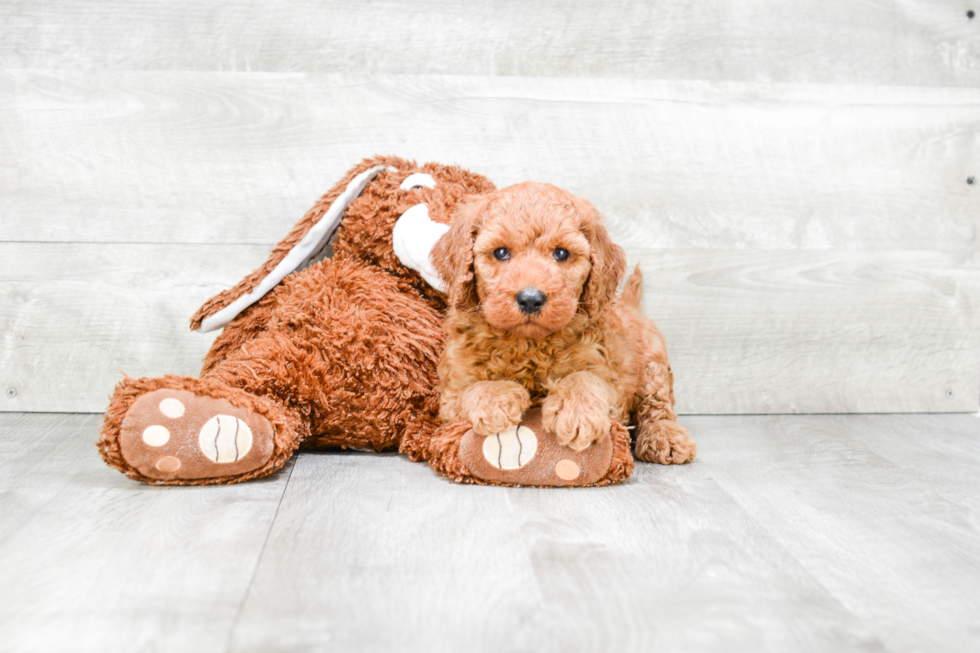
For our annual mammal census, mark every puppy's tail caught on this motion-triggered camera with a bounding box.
[620,264,643,309]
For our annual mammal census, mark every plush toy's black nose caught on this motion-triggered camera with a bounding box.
[516,287,547,314]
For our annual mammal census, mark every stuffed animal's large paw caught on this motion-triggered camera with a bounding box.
[118,389,275,481]
[458,407,616,487]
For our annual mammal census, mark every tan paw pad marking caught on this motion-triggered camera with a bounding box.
[158,397,185,418]
[483,425,537,470]
[120,389,276,481]
[155,456,181,473]
[554,459,581,481]
[199,415,253,463]
[142,424,170,447]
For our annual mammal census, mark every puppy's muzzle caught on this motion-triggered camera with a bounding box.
[516,287,547,315]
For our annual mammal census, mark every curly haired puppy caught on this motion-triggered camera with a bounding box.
[432,181,696,464]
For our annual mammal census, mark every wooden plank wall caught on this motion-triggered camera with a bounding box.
[1,1,978,414]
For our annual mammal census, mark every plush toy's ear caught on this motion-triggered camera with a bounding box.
[191,156,409,332]
[391,204,450,292]
[574,197,627,319]
[430,195,486,311]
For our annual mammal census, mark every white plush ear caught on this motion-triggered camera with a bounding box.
[199,164,395,332]
[392,203,449,292]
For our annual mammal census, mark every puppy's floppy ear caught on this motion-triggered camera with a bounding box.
[431,194,486,310]
[575,197,627,319]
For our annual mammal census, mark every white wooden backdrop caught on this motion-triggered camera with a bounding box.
[1,1,978,414]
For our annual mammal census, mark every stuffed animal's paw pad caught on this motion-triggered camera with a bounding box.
[482,424,538,470]
[460,407,614,487]
[118,389,274,481]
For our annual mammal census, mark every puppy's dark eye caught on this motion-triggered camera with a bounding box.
[553,248,569,262]
[493,247,510,261]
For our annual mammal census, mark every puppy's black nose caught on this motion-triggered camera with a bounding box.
[516,287,547,314]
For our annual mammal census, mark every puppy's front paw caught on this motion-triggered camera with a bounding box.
[635,419,696,464]
[460,381,531,436]
[541,391,611,452]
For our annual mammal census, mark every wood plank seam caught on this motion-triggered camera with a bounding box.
[223,458,297,652]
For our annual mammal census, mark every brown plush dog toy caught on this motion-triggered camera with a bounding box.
[98,156,685,488]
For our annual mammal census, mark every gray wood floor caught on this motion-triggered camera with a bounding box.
[2,412,978,653]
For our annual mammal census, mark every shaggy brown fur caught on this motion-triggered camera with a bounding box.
[99,156,498,485]
[98,157,675,487]
[432,181,696,464]
[99,374,304,485]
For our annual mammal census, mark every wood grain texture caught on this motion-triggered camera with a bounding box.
[2,9,978,417]
[2,413,978,652]
[2,72,977,250]
[227,413,980,652]
[229,449,882,653]
[0,412,294,653]
[835,413,980,514]
[0,242,266,413]
[0,1,977,86]
[635,248,980,414]
[2,243,976,414]
[687,413,980,653]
